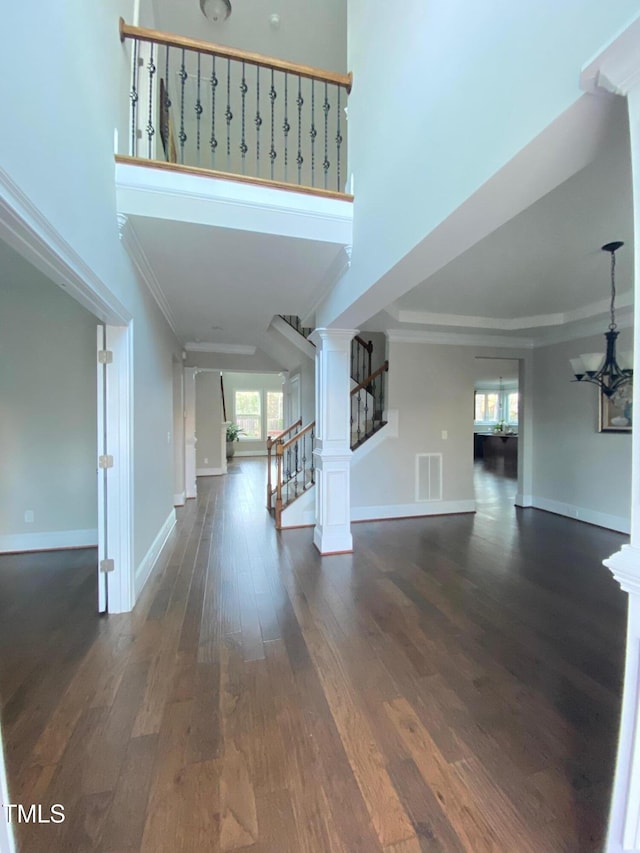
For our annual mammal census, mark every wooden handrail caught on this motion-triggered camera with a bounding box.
[119,19,353,93]
[354,334,373,354]
[277,421,315,453]
[350,361,389,396]
[267,418,302,449]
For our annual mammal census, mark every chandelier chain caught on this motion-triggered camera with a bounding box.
[609,249,617,332]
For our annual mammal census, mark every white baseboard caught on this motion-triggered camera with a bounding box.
[135,509,176,599]
[351,500,476,522]
[515,493,533,508]
[173,492,186,507]
[0,528,98,554]
[196,467,226,476]
[233,450,268,457]
[531,496,630,534]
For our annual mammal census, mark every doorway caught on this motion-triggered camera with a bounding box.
[473,357,520,511]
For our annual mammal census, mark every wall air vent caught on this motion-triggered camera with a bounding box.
[415,453,443,502]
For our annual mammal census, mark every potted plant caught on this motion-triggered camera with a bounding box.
[226,423,244,460]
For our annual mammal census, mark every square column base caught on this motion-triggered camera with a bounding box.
[313,450,353,555]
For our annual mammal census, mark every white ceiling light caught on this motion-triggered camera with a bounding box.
[200,0,232,23]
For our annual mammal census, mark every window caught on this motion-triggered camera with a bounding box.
[266,391,284,437]
[507,391,519,425]
[475,392,499,423]
[234,390,262,439]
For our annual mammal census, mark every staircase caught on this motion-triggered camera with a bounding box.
[267,317,388,528]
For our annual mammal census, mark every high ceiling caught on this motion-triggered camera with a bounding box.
[150,0,347,72]
[392,98,633,335]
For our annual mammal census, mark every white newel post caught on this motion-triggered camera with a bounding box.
[581,18,640,852]
[310,328,357,555]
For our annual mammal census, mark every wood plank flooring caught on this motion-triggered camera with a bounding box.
[0,459,627,852]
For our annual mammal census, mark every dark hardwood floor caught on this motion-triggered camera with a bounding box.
[0,459,627,852]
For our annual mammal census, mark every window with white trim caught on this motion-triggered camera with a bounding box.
[234,390,262,439]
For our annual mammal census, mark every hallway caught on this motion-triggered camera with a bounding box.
[0,458,628,852]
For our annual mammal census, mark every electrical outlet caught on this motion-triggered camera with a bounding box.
[441,430,448,440]
[24,510,34,524]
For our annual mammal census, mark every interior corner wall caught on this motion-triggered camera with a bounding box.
[0,248,98,551]
[293,358,315,427]
[531,330,633,532]
[351,340,475,513]
[319,1,640,328]
[3,1,184,587]
[196,372,225,473]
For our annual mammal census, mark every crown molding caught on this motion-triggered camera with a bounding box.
[185,341,257,354]
[581,14,640,96]
[299,244,352,326]
[387,329,535,349]
[0,167,130,324]
[395,291,633,332]
[118,215,178,336]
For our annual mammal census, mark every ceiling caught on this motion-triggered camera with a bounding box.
[150,0,347,72]
[128,216,342,344]
[390,98,634,336]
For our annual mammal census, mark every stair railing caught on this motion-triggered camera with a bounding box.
[351,334,373,384]
[266,418,302,509]
[274,421,316,528]
[351,361,389,449]
[118,19,352,196]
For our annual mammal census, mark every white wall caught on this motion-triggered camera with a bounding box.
[0,243,97,551]
[2,1,183,574]
[223,371,285,455]
[196,371,225,473]
[318,1,640,327]
[290,358,316,427]
[351,340,475,514]
[532,330,633,532]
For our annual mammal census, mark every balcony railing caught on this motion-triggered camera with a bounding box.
[118,19,352,199]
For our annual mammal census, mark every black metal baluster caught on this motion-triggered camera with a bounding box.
[366,379,373,437]
[195,52,202,166]
[336,86,342,192]
[296,77,303,184]
[179,49,187,164]
[302,432,307,488]
[163,47,171,162]
[255,66,262,176]
[310,79,316,187]
[323,82,330,190]
[210,56,218,168]
[146,44,156,159]
[310,426,315,484]
[380,370,385,424]
[283,73,290,183]
[269,69,277,180]
[240,62,247,174]
[294,440,299,496]
[357,389,362,444]
[225,58,232,171]
[130,39,139,156]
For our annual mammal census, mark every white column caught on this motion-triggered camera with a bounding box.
[310,328,358,555]
[581,20,640,852]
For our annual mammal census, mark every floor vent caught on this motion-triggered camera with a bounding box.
[416,453,443,502]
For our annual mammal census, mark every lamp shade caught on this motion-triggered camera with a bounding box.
[580,352,605,374]
[570,357,585,376]
[200,0,231,22]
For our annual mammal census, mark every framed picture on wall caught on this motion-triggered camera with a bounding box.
[599,383,633,433]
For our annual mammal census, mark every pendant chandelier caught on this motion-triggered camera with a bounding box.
[200,0,232,23]
[569,241,633,398]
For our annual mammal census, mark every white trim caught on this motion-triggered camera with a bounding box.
[196,467,226,476]
[134,509,176,599]
[395,292,634,333]
[387,329,535,349]
[351,500,476,522]
[186,342,256,355]
[0,529,98,554]
[173,492,186,506]
[531,496,630,534]
[300,245,352,325]
[232,450,268,457]
[0,167,130,325]
[118,216,178,336]
[515,493,533,508]
[115,161,354,245]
